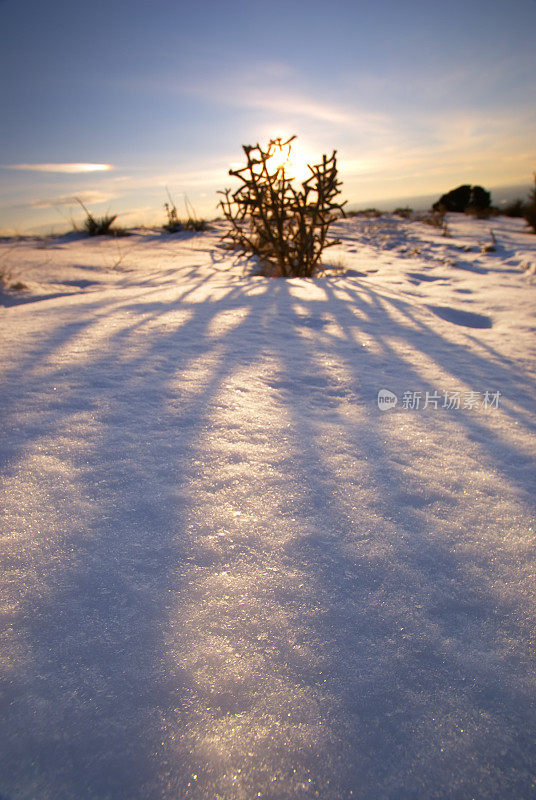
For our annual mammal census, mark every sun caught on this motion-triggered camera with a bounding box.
[265,139,292,175]
[265,138,311,183]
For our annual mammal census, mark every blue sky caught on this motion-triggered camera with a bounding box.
[1,0,535,233]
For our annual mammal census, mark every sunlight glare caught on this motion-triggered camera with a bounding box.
[265,140,311,184]
[265,141,292,175]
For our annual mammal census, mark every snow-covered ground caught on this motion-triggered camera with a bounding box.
[1,214,535,800]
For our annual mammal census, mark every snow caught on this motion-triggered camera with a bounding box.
[0,214,535,800]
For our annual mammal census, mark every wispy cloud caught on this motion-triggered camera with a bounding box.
[105,163,233,192]
[2,163,114,173]
[25,190,116,209]
[338,105,536,204]
[208,86,389,135]
[130,65,390,137]
[236,92,359,127]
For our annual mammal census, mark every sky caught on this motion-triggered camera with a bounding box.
[0,0,535,234]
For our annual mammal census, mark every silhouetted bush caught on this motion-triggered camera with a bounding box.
[468,185,491,211]
[346,208,382,218]
[183,218,210,231]
[163,200,181,232]
[76,199,127,236]
[84,213,118,236]
[465,205,497,220]
[219,136,346,277]
[502,199,526,218]
[392,207,413,218]
[433,185,471,213]
[163,192,209,233]
[524,175,536,233]
[433,184,491,214]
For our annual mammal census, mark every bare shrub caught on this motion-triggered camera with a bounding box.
[163,190,209,233]
[76,199,127,236]
[218,136,346,277]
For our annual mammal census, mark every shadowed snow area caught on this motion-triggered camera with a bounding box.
[427,305,492,329]
[0,215,535,799]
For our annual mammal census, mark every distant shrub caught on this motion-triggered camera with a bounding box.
[0,266,12,290]
[76,199,127,237]
[465,205,497,220]
[421,209,448,232]
[0,259,27,292]
[218,136,346,277]
[84,212,118,236]
[183,218,210,231]
[392,207,413,219]
[163,191,209,233]
[433,185,471,213]
[346,208,382,218]
[433,184,491,215]
[467,185,492,212]
[502,198,526,218]
[523,174,536,233]
[163,200,181,233]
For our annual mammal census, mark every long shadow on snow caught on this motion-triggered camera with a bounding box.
[258,278,536,798]
[0,274,289,798]
[0,268,535,799]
